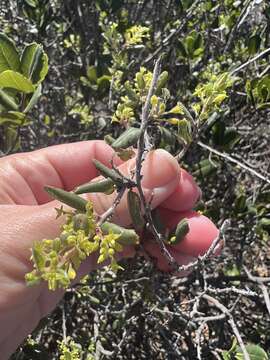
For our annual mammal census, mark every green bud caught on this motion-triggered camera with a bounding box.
[44,186,87,212]
[156,71,169,95]
[100,222,139,245]
[72,214,89,232]
[32,246,45,271]
[74,178,115,195]
[93,159,123,186]
[25,272,41,287]
[60,233,69,242]
[136,72,145,90]
[111,127,142,149]
[127,190,145,231]
[169,218,189,245]
[104,134,115,145]
[177,119,192,144]
[124,81,139,102]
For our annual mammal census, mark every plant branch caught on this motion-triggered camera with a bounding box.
[197,141,270,185]
[202,294,250,360]
[230,47,270,75]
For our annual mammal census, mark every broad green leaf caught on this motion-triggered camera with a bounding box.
[20,43,49,84]
[23,84,42,113]
[0,70,35,93]
[0,33,20,73]
[236,344,268,360]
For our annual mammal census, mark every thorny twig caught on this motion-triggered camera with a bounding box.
[135,57,178,268]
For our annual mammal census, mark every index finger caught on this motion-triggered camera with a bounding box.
[0,141,122,205]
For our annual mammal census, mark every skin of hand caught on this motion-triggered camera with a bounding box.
[0,140,218,358]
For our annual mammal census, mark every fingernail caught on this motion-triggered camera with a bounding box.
[141,149,180,189]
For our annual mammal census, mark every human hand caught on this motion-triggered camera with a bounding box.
[0,140,218,358]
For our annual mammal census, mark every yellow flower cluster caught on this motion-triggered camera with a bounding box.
[25,201,131,290]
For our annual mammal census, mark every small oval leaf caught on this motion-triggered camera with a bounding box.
[111,127,142,149]
[74,178,115,195]
[44,186,87,212]
[127,190,145,231]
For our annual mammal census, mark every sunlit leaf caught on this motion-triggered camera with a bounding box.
[0,70,35,93]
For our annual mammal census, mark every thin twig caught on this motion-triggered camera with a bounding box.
[244,266,270,317]
[143,0,201,64]
[176,219,230,273]
[198,141,270,185]
[62,305,67,344]
[136,57,178,267]
[97,186,126,226]
[230,47,270,75]
[202,294,250,360]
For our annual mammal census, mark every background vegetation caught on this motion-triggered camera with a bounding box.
[0,0,269,359]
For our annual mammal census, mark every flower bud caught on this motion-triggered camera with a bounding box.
[72,214,89,232]
[100,222,139,245]
[169,218,189,245]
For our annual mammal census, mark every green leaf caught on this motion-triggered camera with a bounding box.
[0,89,19,111]
[259,218,270,229]
[178,41,188,58]
[236,344,268,360]
[0,33,20,74]
[3,126,20,152]
[127,190,145,231]
[93,159,123,186]
[0,111,27,126]
[86,65,98,83]
[193,158,218,177]
[248,34,261,55]
[100,222,139,245]
[24,0,38,8]
[44,186,87,213]
[169,218,189,245]
[74,178,115,195]
[97,75,110,94]
[23,84,42,113]
[0,70,35,93]
[111,127,142,149]
[20,43,49,84]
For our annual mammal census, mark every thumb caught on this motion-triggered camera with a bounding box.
[87,149,181,226]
